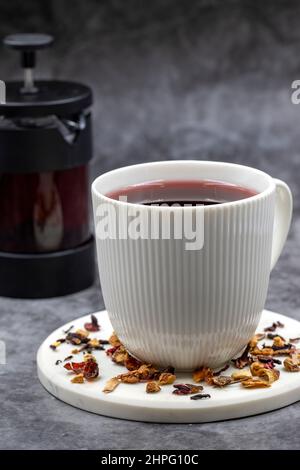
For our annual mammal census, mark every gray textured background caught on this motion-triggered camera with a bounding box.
[0,0,299,450]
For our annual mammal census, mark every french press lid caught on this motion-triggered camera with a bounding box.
[0,34,93,174]
[0,33,92,117]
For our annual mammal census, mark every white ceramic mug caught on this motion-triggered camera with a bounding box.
[92,161,292,369]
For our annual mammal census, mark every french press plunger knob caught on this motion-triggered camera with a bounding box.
[3,33,54,94]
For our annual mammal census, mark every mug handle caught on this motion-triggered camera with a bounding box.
[270,178,293,270]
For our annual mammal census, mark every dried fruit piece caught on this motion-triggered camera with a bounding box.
[158,372,176,385]
[256,368,280,384]
[63,325,74,334]
[137,364,159,381]
[284,355,300,372]
[84,314,100,332]
[64,357,99,380]
[232,345,251,369]
[103,377,120,393]
[211,376,233,387]
[241,378,270,388]
[173,383,203,395]
[50,340,65,350]
[124,355,143,371]
[112,345,128,365]
[272,336,286,348]
[87,338,104,350]
[162,366,175,375]
[146,382,161,393]
[290,337,300,344]
[251,347,274,356]
[83,353,96,362]
[109,332,122,347]
[64,361,85,373]
[193,366,213,383]
[63,355,73,362]
[66,330,89,346]
[272,348,294,356]
[213,364,229,376]
[250,361,265,376]
[231,370,252,381]
[75,329,89,339]
[264,321,284,332]
[255,355,281,368]
[106,345,120,357]
[190,393,211,400]
[249,333,265,349]
[71,374,84,384]
[83,359,99,380]
[117,370,140,384]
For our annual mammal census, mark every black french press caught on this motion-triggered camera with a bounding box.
[0,34,95,298]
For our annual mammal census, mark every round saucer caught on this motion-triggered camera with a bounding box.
[37,309,300,423]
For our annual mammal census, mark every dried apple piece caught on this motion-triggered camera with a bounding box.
[103,377,120,393]
[146,382,161,393]
[158,372,176,385]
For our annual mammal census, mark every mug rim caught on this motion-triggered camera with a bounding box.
[91,160,275,211]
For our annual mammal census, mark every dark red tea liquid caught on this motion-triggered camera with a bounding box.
[0,166,89,253]
[106,179,258,206]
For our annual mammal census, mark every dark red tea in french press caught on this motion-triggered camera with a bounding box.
[0,34,94,297]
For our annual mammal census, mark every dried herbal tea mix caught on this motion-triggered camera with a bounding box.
[49,316,300,400]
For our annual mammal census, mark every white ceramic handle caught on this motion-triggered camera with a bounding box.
[271,178,293,270]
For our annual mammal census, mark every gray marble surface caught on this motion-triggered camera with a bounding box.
[0,0,300,450]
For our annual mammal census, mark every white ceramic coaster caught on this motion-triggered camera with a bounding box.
[37,309,300,423]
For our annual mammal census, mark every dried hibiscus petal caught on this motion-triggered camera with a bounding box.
[232,344,251,369]
[84,314,100,332]
[83,360,99,380]
[158,372,176,385]
[255,355,281,367]
[290,337,300,344]
[66,330,89,345]
[63,355,73,362]
[64,357,99,380]
[173,383,203,395]
[124,355,143,371]
[106,345,120,357]
[63,325,74,334]
[213,364,229,376]
[64,361,85,373]
[190,393,211,400]
[146,382,161,393]
[264,321,284,332]
[103,377,120,393]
